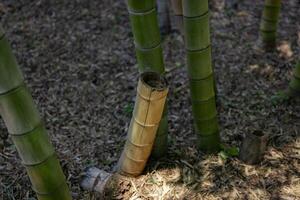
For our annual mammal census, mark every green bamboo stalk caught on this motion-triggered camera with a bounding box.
[0,30,24,94]
[127,0,168,158]
[259,0,281,50]
[183,0,220,152]
[289,61,300,95]
[0,30,71,200]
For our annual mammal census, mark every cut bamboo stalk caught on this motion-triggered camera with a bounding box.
[127,0,169,158]
[259,0,281,50]
[117,72,168,176]
[239,130,268,164]
[289,61,300,96]
[183,0,220,152]
[0,31,71,200]
[82,73,169,196]
[0,35,24,94]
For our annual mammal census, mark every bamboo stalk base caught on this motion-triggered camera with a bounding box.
[81,167,129,199]
[239,130,268,164]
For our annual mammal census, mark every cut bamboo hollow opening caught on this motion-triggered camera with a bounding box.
[117,72,168,176]
[239,130,268,164]
[127,0,169,158]
[259,0,281,50]
[0,31,71,200]
[183,0,220,152]
[289,61,300,96]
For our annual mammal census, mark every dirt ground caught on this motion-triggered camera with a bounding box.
[0,0,300,199]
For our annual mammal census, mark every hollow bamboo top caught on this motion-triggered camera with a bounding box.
[138,72,168,101]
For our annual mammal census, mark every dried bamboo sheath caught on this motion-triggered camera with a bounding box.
[289,61,300,94]
[260,0,281,47]
[183,0,220,151]
[118,72,168,176]
[127,0,168,157]
[0,32,71,200]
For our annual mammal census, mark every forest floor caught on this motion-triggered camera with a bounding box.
[0,0,300,199]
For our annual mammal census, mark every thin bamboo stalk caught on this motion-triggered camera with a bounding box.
[127,0,169,158]
[170,0,184,34]
[157,0,171,34]
[0,31,71,200]
[259,0,281,50]
[117,72,168,176]
[289,61,300,95]
[183,0,220,152]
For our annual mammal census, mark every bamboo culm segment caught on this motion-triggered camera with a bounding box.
[289,61,300,93]
[135,44,164,74]
[0,84,40,134]
[183,0,208,17]
[127,1,168,158]
[184,12,210,51]
[0,36,24,94]
[127,0,156,13]
[129,9,161,49]
[117,72,168,176]
[0,32,71,200]
[259,0,281,48]
[183,0,220,152]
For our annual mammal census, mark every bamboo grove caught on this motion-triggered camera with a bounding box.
[0,27,71,200]
[126,0,168,157]
[2,0,300,198]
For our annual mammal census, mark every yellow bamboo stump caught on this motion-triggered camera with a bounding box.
[127,0,169,158]
[81,72,169,197]
[117,72,168,176]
